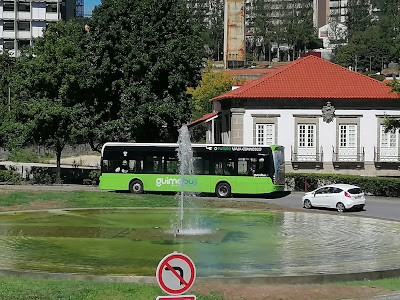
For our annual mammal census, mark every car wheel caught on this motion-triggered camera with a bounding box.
[216,182,231,198]
[129,180,144,194]
[303,199,312,209]
[336,202,345,213]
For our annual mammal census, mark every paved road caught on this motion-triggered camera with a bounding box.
[261,191,400,222]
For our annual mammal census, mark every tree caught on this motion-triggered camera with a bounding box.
[0,52,16,147]
[86,0,204,148]
[346,0,371,40]
[10,21,90,183]
[187,62,238,141]
[334,0,400,72]
[383,80,400,131]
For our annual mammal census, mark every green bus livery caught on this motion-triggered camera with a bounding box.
[99,143,285,197]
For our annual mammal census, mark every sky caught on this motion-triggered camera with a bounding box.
[85,0,102,16]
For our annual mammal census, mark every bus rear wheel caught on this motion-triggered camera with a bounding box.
[129,180,144,194]
[216,182,231,198]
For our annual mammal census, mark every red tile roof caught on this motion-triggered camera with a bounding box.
[212,55,399,101]
[187,112,218,128]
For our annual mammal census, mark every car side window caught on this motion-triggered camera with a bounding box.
[315,187,328,194]
[332,188,342,193]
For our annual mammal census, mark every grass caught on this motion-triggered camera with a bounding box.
[0,190,178,210]
[0,277,226,300]
[337,277,400,291]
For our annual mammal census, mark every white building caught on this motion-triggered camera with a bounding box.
[199,55,400,177]
[0,0,77,56]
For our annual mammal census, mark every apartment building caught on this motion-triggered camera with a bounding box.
[0,0,80,56]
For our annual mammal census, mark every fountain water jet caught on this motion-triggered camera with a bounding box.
[176,124,195,233]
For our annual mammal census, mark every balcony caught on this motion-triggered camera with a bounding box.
[374,147,400,169]
[332,146,364,169]
[291,146,323,170]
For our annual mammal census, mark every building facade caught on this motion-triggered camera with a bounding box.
[0,0,78,56]
[206,55,400,177]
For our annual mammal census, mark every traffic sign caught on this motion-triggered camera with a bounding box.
[156,252,196,295]
[156,296,196,300]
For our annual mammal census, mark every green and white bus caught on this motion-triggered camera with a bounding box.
[99,143,285,197]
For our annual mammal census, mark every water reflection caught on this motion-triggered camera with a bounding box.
[0,209,399,277]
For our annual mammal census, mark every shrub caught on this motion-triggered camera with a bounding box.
[0,170,21,184]
[87,170,101,185]
[7,149,39,163]
[29,169,55,185]
[286,173,400,197]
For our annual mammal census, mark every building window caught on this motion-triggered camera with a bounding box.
[3,2,15,11]
[18,40,31,49]
[256,124,275,145]
[18,22,30,31]
[3,40,14,50]
[380,125,398,148]
[298,124,315,148]
[3,21,15,31]
[46,4,58,13]
[339,124,357,148]
[18,3,30,12]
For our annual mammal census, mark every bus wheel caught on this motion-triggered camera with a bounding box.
[129,180,144,194]
[216,182,231,198]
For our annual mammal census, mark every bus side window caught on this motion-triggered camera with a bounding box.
[238,157,256,176]
[165,156,178,174]
[193,156,209,175]
[129,159,143,173]
[102,160,110,173]
[144,155,163,173]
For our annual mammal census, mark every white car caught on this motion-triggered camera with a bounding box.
[302,184,366,212]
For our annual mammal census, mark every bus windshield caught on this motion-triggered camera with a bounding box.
[273,146,285,185]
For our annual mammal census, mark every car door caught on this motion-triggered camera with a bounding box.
[322,187,336,208]
[313,187,329,207]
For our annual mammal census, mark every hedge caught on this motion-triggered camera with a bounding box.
[0,170,22,185]
[286,173,400,197]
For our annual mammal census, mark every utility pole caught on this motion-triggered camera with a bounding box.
[8,86,11,112]
[355,54,358,72]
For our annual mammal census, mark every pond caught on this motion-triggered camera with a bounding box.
[0,208,399,277]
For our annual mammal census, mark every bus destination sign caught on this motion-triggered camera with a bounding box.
[205,146,262,152]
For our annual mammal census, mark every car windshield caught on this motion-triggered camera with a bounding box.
[348,187,362,194]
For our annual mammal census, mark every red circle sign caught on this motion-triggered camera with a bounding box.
[156,252,196,295]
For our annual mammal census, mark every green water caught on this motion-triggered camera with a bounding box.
[0,208,400,277]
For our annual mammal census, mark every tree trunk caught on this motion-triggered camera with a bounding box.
[56,143,62,184]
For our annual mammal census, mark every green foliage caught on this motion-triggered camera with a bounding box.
[383,80,400,131]
[251,0,315,61]
[0,52,17,148]
[87,0,204,146]
[7,149,39,163]
[187,62,238,141]
[0,170,21,185]
[10,21,91,183]
[334,0,400,72]
[29,170,56,185]
[187,0,224,61]
[287,173,400,197]
[188,62,237,121]
[88,170,101,185]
